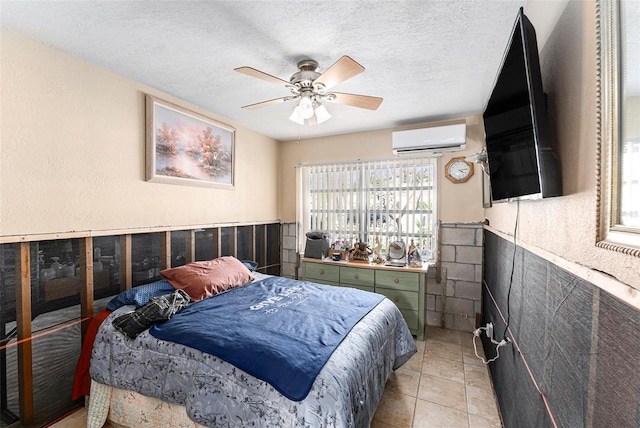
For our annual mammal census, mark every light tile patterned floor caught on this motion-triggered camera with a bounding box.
[371,327,503,428]
[52,327,501,428]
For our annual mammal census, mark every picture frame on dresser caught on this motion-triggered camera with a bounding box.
[145,94,235,189]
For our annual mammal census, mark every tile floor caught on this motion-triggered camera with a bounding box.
[371,327,502,428]
[51,327,501,428]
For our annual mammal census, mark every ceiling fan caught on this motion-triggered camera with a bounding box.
[234,56,383,125]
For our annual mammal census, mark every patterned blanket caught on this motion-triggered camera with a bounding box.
[149,276,384,401]
[90,278,416,427]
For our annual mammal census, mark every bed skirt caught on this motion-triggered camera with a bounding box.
[88,380,206,428]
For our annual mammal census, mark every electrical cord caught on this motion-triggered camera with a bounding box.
[471,198,519,363]
[472,325,512,364]
[502,199,519,340]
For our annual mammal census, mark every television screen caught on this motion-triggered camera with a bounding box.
[483,8,561,202]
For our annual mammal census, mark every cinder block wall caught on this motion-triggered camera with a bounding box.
[281,222,298,279]
[434,222,483,332]
[425,267,445,327]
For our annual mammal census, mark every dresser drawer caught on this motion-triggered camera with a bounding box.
[340,266,375,287]
[377,288,419,312]
[375,270,419,292]
[304,262,340,284]
[344,283,375,293]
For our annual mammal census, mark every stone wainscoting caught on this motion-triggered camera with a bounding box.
[281,222,298,279]
[434,222,483,332]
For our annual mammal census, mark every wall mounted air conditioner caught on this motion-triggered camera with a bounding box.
[392,123,466,155]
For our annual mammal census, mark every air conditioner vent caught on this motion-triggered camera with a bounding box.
[392,123,466,155]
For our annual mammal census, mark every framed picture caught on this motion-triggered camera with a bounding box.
[146,95,235,189]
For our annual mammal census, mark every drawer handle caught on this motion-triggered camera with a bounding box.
[319,269,324,275]
[393,297,399,302]
[354,274,359,279]
[394,278,399,283]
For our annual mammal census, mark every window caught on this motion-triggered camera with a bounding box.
[597,0,640,256]
[297,157,438,262]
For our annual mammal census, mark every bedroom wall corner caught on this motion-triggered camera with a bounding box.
[1,28,280,237]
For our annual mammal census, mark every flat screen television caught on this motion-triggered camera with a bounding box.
[483,8,562,203]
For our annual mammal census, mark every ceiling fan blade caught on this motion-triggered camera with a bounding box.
[235,66,291,87]
[241,96,293,110]
[314,56,365,90]
[329,92,383,110]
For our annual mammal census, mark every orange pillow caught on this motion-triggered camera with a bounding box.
[160,256,254,301]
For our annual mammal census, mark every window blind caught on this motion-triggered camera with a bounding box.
[297,157,438,262]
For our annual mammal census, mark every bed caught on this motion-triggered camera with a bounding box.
[86,258,417,427]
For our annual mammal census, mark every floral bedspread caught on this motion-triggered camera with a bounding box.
[89,295,416,427]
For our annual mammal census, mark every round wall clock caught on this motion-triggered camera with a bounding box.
[445,157,474,183]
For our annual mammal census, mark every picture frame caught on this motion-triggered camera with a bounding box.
[146,94,235,189]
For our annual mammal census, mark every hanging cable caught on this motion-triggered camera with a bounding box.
[502,199,520,339]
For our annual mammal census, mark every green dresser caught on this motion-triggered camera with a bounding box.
[303,261,340,286]
[302,258,426,340]
[340,266,375,293]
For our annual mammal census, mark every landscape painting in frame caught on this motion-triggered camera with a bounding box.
[146,95,235,189]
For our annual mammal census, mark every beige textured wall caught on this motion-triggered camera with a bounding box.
[627,96,640,137]
[278,116,486,224]
[1,29,279,236]
[485,0,640,290]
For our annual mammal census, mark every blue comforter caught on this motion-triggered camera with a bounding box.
[149,276,384,401]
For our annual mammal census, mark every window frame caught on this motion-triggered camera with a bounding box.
[296,157,439,263]
[596,0,640,256]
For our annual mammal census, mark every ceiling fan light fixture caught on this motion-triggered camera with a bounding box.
[289,107,305,125]
[314,103,331,124]
[298,95,314,119]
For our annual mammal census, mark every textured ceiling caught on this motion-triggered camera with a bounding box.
[1,0,529,142]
